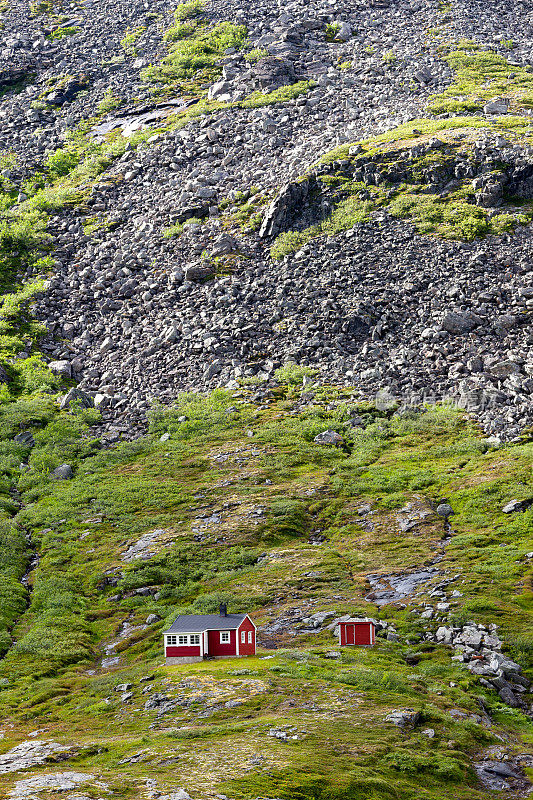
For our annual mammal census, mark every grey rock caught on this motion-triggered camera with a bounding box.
[0,741,70,775]
[50,464,74,480]
[59,387,94,410]
[48,359,72,378]
[502,498,532,513]
[314,429,344,446]
[253,57,295,90]
[14,431,35,447]
[384,709,420,727]
[259,177,314,239]
[436,503,454,518]
[331,21,352,42]
[440,311,481,335]
[8,772,95,798]
[484,97,510,115]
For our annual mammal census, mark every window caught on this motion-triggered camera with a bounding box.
[167,635,177,645]
[190,634,200,645]
[220,631,230,644]
[178,635,188,645]
[241,631,246,644]
[248,631,253,644]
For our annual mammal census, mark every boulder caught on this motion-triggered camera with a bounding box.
[60,387,94,410]
[314,430,344,446]
[502,498,532,514]
[259,177,314,239]
[483,97,510,116]
[207,79,233,101]
[50,464,74,480]
[436,503,454,518]
[253,56,295,90]
[384,709,420,727]
[440,310,481,335]
[14,431,35,448]
[49,360,72,378]
[331,21,352,42]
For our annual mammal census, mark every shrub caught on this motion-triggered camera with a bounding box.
[270,230,308,259]
[274,361,318,385]
[174,0,204,21]
[142,22,247,86]
[244,47,269,63]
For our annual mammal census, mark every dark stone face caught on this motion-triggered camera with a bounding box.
[0,66,34,90]
[253,57,296,90]
[341,316,370,339]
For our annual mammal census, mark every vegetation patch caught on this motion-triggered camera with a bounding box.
[141,20,248,96]
[269,132,533,258]
[428,39,533,115]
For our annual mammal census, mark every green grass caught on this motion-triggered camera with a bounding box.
[141,21,248,92]
[0,388,530,798]
[428,39,533,115]
[120,26,145,56]
[47,25,78,39]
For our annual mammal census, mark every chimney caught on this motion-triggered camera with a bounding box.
[219,602,227,617]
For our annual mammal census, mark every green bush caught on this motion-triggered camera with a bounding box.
[174,0,204,21]
[45,147,82,177]
[274,361,318,385]
[142,22,247,86]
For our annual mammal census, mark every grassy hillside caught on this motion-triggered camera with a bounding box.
[0,382,531,799]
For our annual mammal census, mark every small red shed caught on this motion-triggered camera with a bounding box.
[338,618,375,647]
[163,604,256,664]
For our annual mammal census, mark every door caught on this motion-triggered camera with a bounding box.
[346,624,355,645]
[354,624,368,645]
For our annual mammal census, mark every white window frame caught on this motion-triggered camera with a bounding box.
[248,631,252,644]
[178,634,188,645]
[241,631,246,644]
[190,634,200,645]
[220,631,230,644]
[167,635,177,645]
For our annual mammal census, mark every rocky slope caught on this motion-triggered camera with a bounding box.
[1,0,532,440]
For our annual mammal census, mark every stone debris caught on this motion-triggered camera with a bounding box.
[431,622,530,710]
[0,0,529,443]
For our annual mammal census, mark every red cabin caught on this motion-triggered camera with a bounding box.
[338,618,375,647]
[163,604,256,664]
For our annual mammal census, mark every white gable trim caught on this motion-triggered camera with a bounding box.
[237,615,257,631]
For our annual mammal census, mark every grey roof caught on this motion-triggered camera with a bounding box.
[163,613,247,634]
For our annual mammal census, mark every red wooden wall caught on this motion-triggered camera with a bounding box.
[339,622,374,646]
[166,645,201,657]
[237,617,256,656]
[208,628,237,656]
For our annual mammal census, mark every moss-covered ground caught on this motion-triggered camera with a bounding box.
[0,384,531,799]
